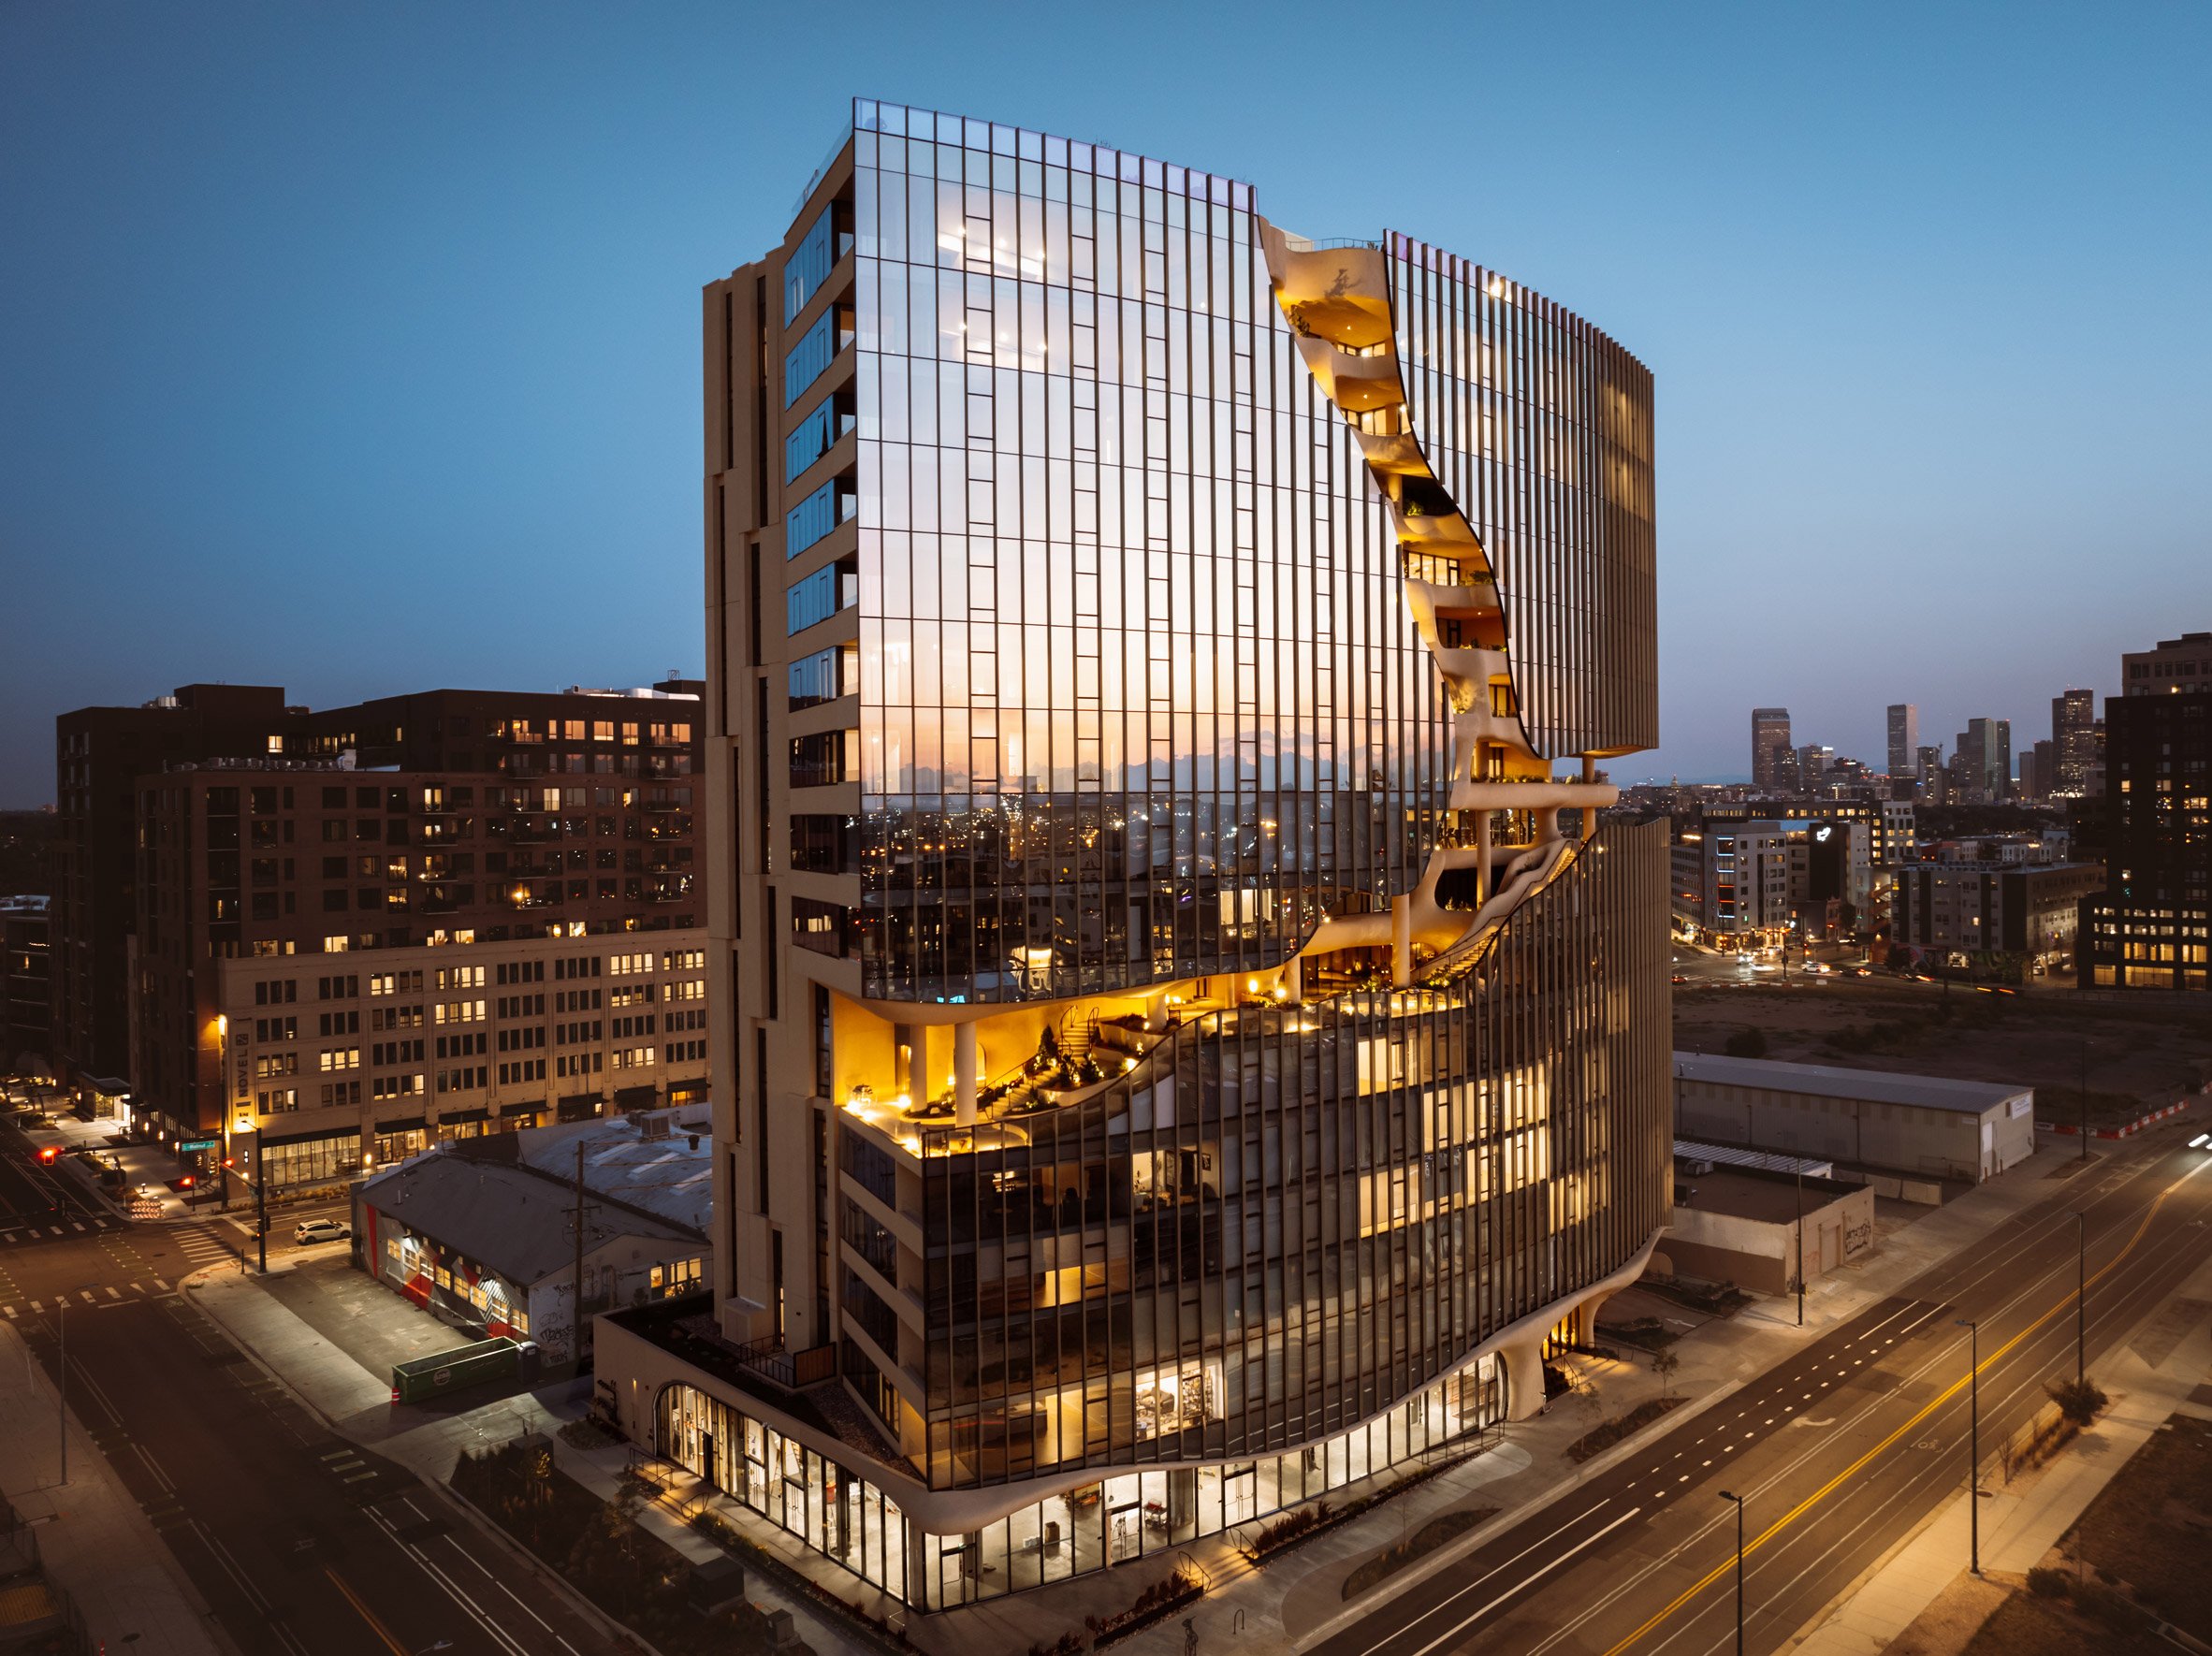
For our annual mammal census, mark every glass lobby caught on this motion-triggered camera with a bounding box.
[656,1353,1500,1610]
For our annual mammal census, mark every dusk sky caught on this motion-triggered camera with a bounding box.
[4,2,2206,806]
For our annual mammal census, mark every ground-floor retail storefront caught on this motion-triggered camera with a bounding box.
[605,1309,1506,1613]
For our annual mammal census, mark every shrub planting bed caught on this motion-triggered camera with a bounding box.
[1565,1395,1687,1462]
[1341,1507,1498,1600]
[452,1441,780,1655]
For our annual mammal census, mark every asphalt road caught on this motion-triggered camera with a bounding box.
[0,1114,116,1238]
[1313,1126,2212,1656]
[1,1116,614,1656]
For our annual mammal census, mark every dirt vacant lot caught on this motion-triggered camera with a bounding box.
[1674,979,2212,1127]
[1958,1412,2212,1655]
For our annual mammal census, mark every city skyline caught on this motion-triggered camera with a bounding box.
[5,4,2208,803]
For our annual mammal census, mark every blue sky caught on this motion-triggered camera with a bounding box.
[3,1,2206,804]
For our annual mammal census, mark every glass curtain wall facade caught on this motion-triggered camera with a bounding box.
[662,98,1666,1613]
[847,122,1441,1005]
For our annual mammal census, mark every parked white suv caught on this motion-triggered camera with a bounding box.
[293,1218,350,1245]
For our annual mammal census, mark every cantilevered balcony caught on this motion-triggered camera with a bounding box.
[1447,775,1620,818]
[1296,338,1404,414]
[1356,429,1429,474]
[1268,237,1394,345]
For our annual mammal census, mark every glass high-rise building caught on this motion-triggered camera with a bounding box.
[1886,703,1918,779]
[598,99,1668,1612]
[2051,687,2097,795]
[1753,706,1792,791]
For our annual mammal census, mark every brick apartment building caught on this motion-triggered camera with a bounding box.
[52,680,713,1185]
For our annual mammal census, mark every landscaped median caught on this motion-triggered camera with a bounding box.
[452,1436,793,1655]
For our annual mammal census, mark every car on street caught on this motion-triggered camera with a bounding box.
[294,1217,351,1244]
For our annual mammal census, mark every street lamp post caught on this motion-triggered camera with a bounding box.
[1719,1489,1746,1656]
[1794,1154,1805,1328]
[2074,1212,2086,1388]
[56,1294,66,1485]
[1956,1317,1980,1575]
[2078,1039,2090,1164]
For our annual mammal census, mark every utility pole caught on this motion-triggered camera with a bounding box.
[573,1141,588,1368]
[255,1148,268,1275]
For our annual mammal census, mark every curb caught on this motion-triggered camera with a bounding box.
[1292,1373,1750,1652]
[1779,1242,2212,1652]
[183,1263,668,1656]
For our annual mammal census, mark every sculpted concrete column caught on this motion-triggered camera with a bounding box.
[953,1022,978,1127]
[1391,894,1412,987]
[1502,1337,1548,1422]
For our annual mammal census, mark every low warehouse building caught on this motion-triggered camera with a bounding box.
[354,1111,710,1370]
[1660,1166,1877,1295]
[1674,1052,2035,1185]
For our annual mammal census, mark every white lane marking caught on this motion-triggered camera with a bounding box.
[194,1520,271,1613]
[1401,1508,1645,1656]
[1356,1502,1617,1656]
[366,1506,530,1656]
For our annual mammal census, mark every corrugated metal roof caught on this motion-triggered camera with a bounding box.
[1673,1052,2027,1116]
[1674,1139,1834,1177]
[359,1148,699,1286]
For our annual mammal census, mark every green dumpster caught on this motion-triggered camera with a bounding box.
[390,1336,521,1404]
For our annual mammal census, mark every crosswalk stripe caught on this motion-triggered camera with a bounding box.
[72,1222,85,1232]
[80,1290,95,1303]
[152,1276,169,1290]
[106,1286,122,1300]
[3,1306,15,1319]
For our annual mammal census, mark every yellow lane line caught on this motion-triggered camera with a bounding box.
[324,1564,411,1656]
[1600,1158,2209,1656]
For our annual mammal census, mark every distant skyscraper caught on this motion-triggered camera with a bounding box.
[2051,688,2096,794]
[1753,707,1792,790]
[1964,717,2012,800]
[1914,743,1945,803]
[1797,743,1834,788]
[1886,704,1919,777]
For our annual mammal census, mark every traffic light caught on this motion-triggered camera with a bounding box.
[36,1146,59,1165]
[222,1156,235,1169]
[179,1174,195,1189]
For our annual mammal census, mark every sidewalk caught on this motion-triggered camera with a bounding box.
[1114,1131,2183,1656]
[0,1320,231,1656]
[184,1124,2191,1656]
[1788,1247,2212,1655]
[186,1258,861,1655]
[10,1103,195,1220]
